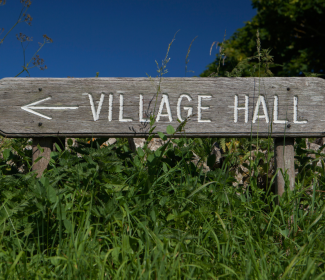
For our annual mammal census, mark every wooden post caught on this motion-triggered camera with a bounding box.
[127,138,136,152]
[274,138,295,197]
[32,137,65,177]
[32,137,53,177]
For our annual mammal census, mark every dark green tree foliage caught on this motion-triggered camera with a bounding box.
[201,0,325,77]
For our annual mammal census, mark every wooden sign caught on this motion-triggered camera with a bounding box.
[0,77,324,138]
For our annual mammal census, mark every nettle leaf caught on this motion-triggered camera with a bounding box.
[3,149,11,161]
[40,177,49,188]
[147,154,155,163]
[166,125,175,135]
[137,147,145,158]
[159,196,168,206]
[63,219,73,233]
[150,208,157,223]
[163,162,168,173]
[157,131,167,141]
[167,213,176,221]
[134,155,141,167]
[154,148,162,157]
[111,247,121,265]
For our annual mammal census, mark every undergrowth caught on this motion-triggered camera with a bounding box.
[0,132,325,279]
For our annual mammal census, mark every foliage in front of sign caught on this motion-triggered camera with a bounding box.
[201,0,325,78]
[0,130,325,278]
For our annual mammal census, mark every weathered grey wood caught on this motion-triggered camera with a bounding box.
[32,137,65,177]
[32,137,54,177]
[1,77,325,137]
[274,138,295,197]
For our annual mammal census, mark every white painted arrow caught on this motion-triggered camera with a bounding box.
[21,97,79,120]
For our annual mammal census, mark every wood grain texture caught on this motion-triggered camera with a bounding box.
[32,137,54,177]
[1,77,325,137]
[274,138,295,197]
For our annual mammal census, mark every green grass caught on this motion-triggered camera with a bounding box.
[0,133,324,279]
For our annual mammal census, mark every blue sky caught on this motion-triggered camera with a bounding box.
[0,0,256,78]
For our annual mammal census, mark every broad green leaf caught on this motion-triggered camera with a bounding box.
[167,213,176,221]
[179,211,190,217]
[111,247,121,265]
[3,149,10,161]
[47,185,57,203]
[166,125,175,135]
[159,196,167,206]
[40,176,49,188]
[134,155,141,167]
[154,148,162,157]
[54,143,62,152]
[157,131,167,141]
[137,147,145,158]
[163,162,168,172]
[63,219,73,233]
[147,154,155,163]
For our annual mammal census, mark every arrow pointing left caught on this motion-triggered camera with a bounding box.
[21,97,79,120]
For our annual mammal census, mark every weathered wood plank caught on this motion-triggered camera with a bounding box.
[1,77,325,137]
[274,138,295,197]
[32,137,54,177]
